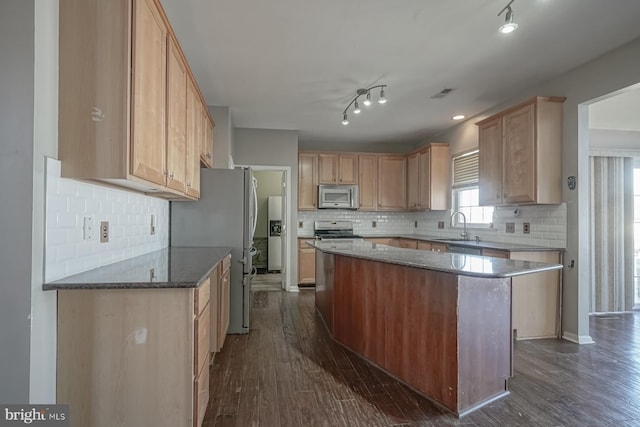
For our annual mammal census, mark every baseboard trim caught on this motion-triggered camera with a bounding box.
[562,331,595,344]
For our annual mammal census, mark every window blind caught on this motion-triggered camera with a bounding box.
[452,150,479,188]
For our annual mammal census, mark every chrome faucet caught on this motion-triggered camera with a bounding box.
[450,211,468,240]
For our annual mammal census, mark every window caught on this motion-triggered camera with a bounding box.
[451,150,494,227]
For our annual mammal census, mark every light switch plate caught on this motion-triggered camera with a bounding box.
[506,222,515,233]
[437,221,445,229]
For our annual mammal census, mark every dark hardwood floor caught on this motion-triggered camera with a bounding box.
[203,290,640,427]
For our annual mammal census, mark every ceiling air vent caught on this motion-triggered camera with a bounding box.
[430,88,454,99]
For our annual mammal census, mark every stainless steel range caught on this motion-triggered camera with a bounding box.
[313,221,363,240]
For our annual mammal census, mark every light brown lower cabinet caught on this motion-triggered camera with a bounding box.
[57,282,211,427]
[298,239,316,285]
[216,255,231,351]
[482,248,561,339]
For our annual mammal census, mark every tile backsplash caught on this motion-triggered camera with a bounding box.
[298,204,566,248]
[45,158,169,282]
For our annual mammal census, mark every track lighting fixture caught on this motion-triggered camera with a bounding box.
[498,0,519,34]
[341,85,387,126]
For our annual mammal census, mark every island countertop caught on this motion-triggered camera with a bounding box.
[43,247,232,290]
[306,240,562,278]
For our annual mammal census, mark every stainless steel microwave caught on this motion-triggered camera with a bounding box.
[318,185,359,209]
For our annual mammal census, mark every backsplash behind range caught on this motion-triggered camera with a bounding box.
[298,203,567,248]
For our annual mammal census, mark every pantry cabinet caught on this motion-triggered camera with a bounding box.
[477,96,565,206]
[58,0,212,200]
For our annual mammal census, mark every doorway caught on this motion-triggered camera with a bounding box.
[240,165,292,292]
[587,84,640,313]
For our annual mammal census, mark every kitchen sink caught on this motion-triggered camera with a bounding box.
[433,238,472,242]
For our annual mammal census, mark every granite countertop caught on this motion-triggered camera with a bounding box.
[307,240,562,279]
[299,234,564,252]
[391,234,564,252]
[43,247,232,290]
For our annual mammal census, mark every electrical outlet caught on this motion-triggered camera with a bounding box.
[506,222,515,233]
[414,220,418,228]
[100,221,109,243]
[150,214,156,235]
[372,220,377,228]
[523,222,530,234]
[437,221,445,229]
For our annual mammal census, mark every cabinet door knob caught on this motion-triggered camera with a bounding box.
[206,153,212,159]
[187,182,191,188]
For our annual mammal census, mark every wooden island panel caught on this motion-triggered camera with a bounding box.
[316,251,512,416]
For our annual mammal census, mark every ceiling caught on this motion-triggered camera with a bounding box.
[160,0,640,145]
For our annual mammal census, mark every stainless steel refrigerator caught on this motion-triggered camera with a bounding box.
[170,167,257,334]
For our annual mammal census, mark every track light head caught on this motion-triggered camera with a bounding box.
[498,2,519,34]
[342,113,349,125]
[378,87,387,104]
[353,100,361,114]
[363,91,372,106]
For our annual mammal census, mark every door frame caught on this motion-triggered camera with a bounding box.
[238,164,294,292]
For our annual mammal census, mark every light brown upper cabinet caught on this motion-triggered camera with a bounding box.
[477,96,565,206]
[298,153,318,210]
[201,108,214,168]
[358,155,378,211]
[131,0,168,186]
[165,35,187,193]
[318,153,358,185]
[58,0,212,200]
[185,77,201,198]
[378,155,407,210]
[406,144,450,211]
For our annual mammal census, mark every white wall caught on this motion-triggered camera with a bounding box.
[209,106,234,168]
[29,0,58,403]
[233,128,298,287]
[430,36,640,343]
[0,0,35,402]
[589,129,640,150]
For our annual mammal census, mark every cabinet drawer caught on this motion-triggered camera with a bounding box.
[221,254,231,274]
[194,360,210,427]
[194,277,211,316]
[195,302,211,375]
[482,249,509,259]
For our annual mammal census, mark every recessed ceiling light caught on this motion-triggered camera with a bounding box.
[452,115,465,120]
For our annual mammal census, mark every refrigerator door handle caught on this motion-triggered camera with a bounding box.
[251,177,258,242]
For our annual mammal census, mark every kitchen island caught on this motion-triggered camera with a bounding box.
[308,240,562,417]
[44,247,232,427]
